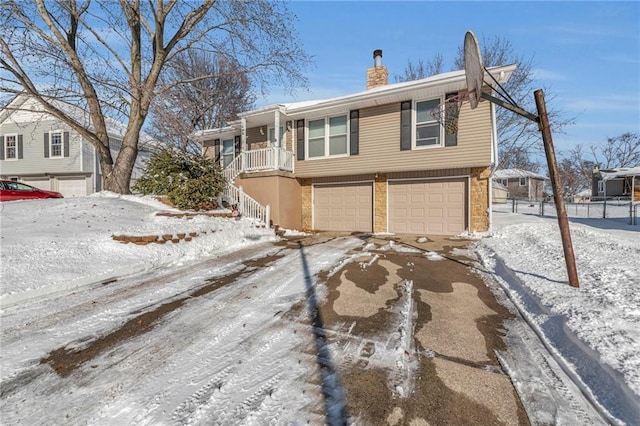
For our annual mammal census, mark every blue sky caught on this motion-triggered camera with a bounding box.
[265,1,640,157]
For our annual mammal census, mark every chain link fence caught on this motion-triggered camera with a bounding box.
[494,199,640,226]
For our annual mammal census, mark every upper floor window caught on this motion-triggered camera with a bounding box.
[5,134,17,160]
[501,179,508,186]
[50,130,63,158]
[519,177,526,186]
[307,114,348,159]
[415,99,441,147]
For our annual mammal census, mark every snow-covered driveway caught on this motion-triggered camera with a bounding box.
[1,237,361,425]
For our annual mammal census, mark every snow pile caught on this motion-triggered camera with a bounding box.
[0,192,276,307]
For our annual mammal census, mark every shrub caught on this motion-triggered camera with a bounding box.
[133,148,226,210]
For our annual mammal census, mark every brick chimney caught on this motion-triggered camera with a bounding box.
[367,49,388,90]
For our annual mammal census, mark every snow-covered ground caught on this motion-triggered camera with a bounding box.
[0,193,276,307]
[1,193,639,424]
[479,204,640,424]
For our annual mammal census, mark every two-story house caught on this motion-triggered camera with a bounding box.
[493,168,547,202]
[0,94,154,197]
[193,50,516,235]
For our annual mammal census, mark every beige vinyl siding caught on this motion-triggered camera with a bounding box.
[294,100,493,178]
[247,126,269,150]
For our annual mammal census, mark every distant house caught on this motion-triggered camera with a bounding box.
[592,167,640,201]
[0,93,155,197]
[493,168,547,201]
[193,50,516,235]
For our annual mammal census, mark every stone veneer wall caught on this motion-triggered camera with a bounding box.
[374,173,388,233]
[300,178,312,230]
[469,166,491,232]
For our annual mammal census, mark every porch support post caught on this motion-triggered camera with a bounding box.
[241,118,247,173]
[241,118,247,151]
[265,205,271,229]
[274,110,281,169]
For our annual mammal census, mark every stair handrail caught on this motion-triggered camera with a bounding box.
[223,184,270,228]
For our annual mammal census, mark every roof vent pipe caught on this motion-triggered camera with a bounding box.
[373,49,383,67]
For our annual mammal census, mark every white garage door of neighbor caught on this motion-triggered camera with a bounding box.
[314,183,373,232]
[388,178,466,235]
[21,178,51,191]
[58,178,88,198]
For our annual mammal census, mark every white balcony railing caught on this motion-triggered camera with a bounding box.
[224,147,294,184]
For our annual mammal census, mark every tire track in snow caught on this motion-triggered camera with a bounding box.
[94,237,360,425]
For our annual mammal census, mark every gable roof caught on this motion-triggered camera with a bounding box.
[1,93,158,149]
[493,168,547,180]
[193,63,517,140]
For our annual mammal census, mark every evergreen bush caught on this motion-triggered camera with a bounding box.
[133,148,225,210]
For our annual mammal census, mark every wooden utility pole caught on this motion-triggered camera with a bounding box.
[534,89,580,288]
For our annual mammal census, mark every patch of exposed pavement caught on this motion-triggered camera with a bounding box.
[317,234,530,425]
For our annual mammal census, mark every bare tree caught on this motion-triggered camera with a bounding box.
[557,158,583,197]
[394,54,444,82]
[499,146,541,172]
[557,155,593,197]
[150,51,255,153]
[0,1,308,193]
[591,132,640,169]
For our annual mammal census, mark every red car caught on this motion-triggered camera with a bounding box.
[0,180,64,201]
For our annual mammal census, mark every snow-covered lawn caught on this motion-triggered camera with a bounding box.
[478,206,640,424]
[0,192,276,307]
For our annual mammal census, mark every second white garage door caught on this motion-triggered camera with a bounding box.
[388,178,466,235]
[57,177,88,198]
[314,182,373,232]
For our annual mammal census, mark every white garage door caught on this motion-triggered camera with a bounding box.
[58,178,88,198]
[314,182,373,232]
[388,178,466,235]
[21,178,51,191]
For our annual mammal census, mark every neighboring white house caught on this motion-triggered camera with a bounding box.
[0,94,155,197]
[493,168,547,201]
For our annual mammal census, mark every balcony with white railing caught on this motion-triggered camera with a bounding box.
[223,147,294,183]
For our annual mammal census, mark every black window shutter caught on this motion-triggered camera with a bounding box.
[44,133,50,158]
[214,138,220,162]
[296,119,305,161]
[349,110,359,155]
[400,101,412,151]
[234,135,241,157]
[18,135,23,159]
[63,132,70,157]
[0,135,4,160]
